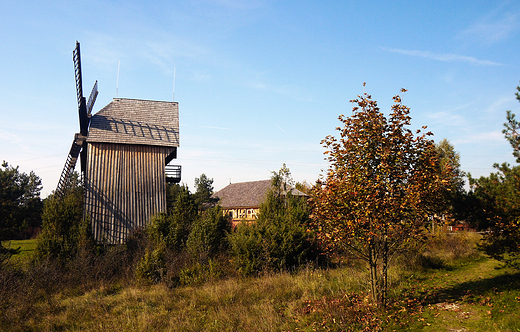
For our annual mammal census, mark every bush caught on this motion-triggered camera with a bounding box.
[138,185,233,285]
[35,186,86,262]
[186,206,231,260]
[228,190,319,275]
[135,246,166,285]
[148,185,198,251]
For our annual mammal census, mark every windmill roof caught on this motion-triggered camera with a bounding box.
[212,179,308,209]
[87,98,179,147]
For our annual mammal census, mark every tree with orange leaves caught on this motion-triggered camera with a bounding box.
[310,88,441,306]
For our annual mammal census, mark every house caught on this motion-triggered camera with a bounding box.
[84,98,180,244]
[212,179,307,227]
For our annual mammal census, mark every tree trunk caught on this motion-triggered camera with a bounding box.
[368,241,379,304]
[382,234,388,308]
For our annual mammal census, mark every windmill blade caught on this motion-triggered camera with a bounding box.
[56,133,86,197]
[86,80,98,116]
[73,42,89,136]
[73,41,83,105]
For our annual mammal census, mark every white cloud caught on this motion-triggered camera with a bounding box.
[482,95,515,114]
[385,48,502,66]
[460,9,520,45]
[426,111,467,127]
[0,128,21,143]
[456,131,505,145]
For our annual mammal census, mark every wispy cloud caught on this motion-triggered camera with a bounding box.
[385,48,502,66]
[482,95,514,114]
[426,111,468,129]
[273,123,286,133]
[457,131,505,144]
[205,0,264,11]
[460,8,520,45]
[191,71,211,82]
[0,129,21,143]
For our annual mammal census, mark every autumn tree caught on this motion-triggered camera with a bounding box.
[310,89,441,306]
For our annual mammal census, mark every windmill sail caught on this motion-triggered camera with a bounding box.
[55,41,98,196]
[55,134,86,197]
[74,41,89,137]
[73,41,83,105]
[86,81,98,116]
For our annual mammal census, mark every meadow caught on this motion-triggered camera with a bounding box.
[1,233,519,332]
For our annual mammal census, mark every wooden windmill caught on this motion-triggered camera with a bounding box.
[56,41,181,244]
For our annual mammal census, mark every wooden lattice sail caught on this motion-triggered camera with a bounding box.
[56,41,97,197]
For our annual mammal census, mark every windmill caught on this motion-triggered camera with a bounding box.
[55,41,98,197]
[54,41,180,244]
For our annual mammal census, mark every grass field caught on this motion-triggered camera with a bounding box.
[1,239,37,264]
[2,235,519,331]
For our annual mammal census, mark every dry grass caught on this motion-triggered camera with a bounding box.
[8,264,366,332]
[2,232,519,331]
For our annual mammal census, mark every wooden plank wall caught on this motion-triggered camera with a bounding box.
[85,143,174,244]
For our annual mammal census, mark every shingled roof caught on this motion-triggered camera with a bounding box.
[87,98,179,147]
[213,179,308,208]
[213,180,271,208]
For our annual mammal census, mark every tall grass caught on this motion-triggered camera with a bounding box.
[2,231,519,331]
[1,261,369,331]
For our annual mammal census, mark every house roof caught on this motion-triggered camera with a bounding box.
[87,98,179,147]
[212,179,308,209]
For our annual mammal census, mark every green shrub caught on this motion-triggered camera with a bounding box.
[186,206,230,260]
[148,185,198,251]
[35,186,86,262]
[135,246,166,284]
[228,190,319,275]
[141,184,232,285]
[177,257,227,286]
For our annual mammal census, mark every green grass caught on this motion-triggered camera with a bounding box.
[1,239,37,264]
[387,257,520,331]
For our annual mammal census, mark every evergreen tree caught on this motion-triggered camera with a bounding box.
[228,165,318,275]
[35,173,86,261]
[0,161,42,242]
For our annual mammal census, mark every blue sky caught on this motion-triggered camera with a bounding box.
[1,0,520,196]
